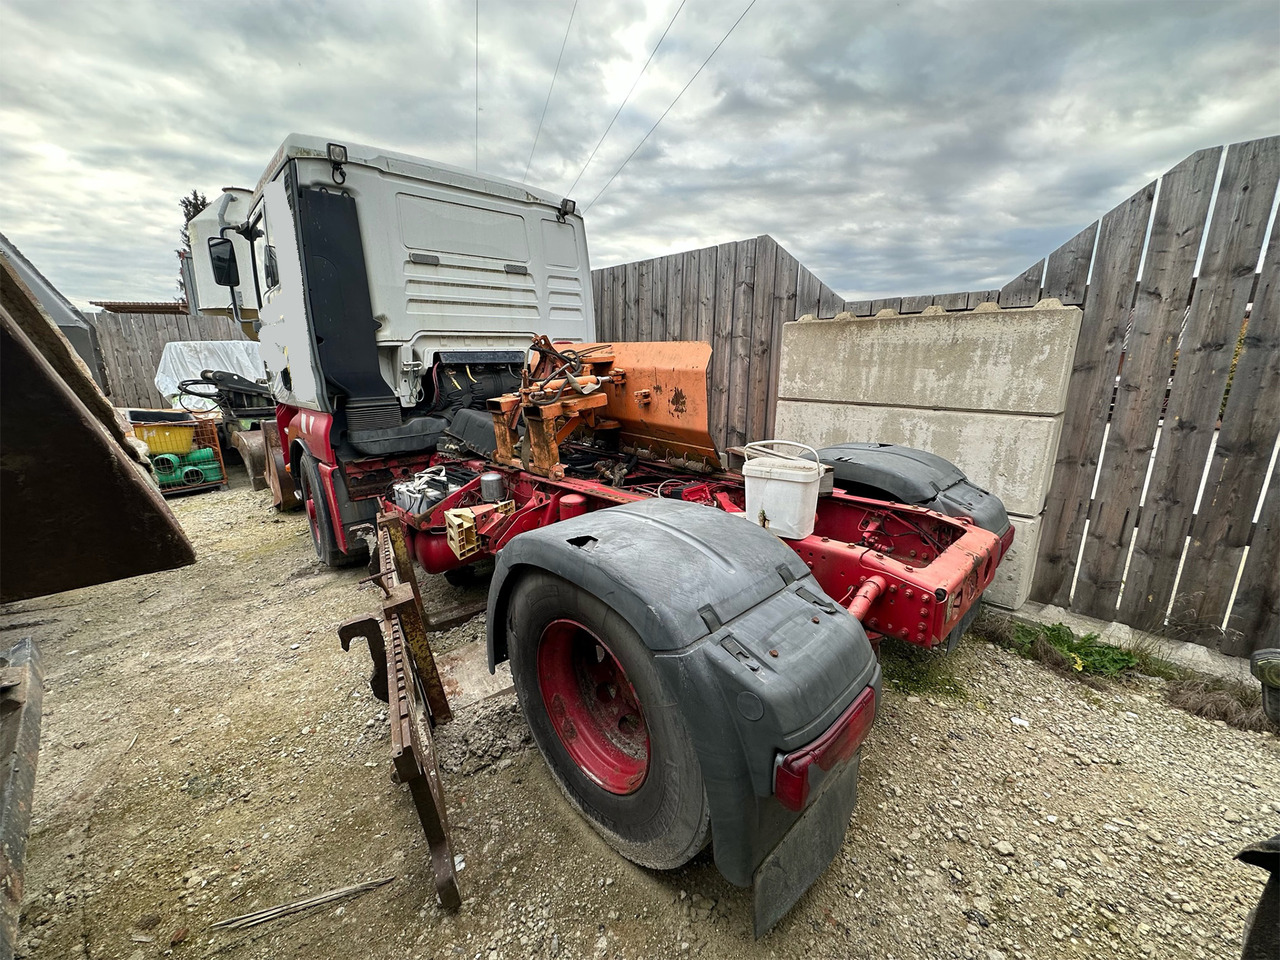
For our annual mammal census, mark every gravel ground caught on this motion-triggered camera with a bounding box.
[4,473,1276,960]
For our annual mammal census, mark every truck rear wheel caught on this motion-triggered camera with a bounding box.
[507,570,710,870]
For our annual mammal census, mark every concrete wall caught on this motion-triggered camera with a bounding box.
[774,300,1083,609]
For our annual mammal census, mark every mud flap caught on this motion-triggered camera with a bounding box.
[753,754,861,938]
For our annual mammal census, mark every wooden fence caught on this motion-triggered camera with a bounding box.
[591,236,843,452]
[592,135,1280,652]
[1019,136,1280,654]
[93,309,247,408]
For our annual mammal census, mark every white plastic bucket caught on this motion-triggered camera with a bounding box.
[741,440,823,539]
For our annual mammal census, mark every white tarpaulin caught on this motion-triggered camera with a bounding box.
[154,340,263,409]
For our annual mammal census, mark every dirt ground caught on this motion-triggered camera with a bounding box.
[5,471,1277,960]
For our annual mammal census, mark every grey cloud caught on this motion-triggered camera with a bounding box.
[0,0,1275,304]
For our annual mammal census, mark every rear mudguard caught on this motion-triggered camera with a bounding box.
[487,499,881,931]
[816,441,1011,538]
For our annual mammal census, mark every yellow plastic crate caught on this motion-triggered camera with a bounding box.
[132,421,197,455]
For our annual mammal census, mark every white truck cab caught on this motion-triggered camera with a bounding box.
[189,134,595,455]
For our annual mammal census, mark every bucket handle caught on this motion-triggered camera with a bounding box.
[742,439,821,465]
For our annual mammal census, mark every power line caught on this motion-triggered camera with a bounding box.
[584,0,758,213]
[565,0,687,198]
[475,0,479,171]
[523,0,578,183]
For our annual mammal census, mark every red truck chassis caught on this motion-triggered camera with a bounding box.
[364,452,1008,650]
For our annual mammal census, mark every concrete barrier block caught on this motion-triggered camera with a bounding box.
[985,515,1040,610]
[778,304,1082,415]
[773,400,1062,518]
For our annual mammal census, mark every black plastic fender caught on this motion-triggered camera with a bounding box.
[815,441,1011,538]
[816,442,1010,651]
[487,499,881,921]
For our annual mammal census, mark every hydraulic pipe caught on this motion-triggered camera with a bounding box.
[845,576,887,623]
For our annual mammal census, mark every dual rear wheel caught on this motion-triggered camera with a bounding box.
[506,571,709,869]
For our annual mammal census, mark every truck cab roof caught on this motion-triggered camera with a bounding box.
[255,134,570,209]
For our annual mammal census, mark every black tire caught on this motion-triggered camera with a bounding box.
[507,570,710,869]
[298,452,360,568]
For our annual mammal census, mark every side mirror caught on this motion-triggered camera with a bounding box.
[208,237,240,287]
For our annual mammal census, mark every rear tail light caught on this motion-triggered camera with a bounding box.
[999,525,1016,559]
[774,686,876,812]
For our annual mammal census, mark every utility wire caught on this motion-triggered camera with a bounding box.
[524,0,578,183]
[565,0,687,198]
[475,6,482,171]
[584,0,757,213]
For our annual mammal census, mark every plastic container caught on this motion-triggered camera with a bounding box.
[152,453,180,478]
[133,421,196,455]
[195,462,224,483]
[741,440,823,540]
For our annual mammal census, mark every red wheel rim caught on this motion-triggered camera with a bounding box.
[537,619,649,794]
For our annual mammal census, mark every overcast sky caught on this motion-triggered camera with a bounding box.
[1,0,1276,306]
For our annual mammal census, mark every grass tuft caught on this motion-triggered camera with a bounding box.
[879,638,968,700]
[1166,676,1276,733]
[979,618,1138,682]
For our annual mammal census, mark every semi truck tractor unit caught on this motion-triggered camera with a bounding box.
[188,134,595,564]
[190,136,1013,934]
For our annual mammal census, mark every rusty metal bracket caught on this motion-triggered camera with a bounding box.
[339,513,460,909]
[338,615,389,703]
[386,613,460,909]
[377,514,452,724]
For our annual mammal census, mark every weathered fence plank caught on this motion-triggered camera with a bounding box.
[1075,146,1221,622]
[696,246,715,344]
[1042,222,1098,306]
[592,237,823,451]
[680,250,699,341]
[1225,473,1280,648]
[1123,137,1280,636]
[765,246,799,437]
[747,236,779,444]
[637,260,654,343]
[796,266,823,317]
[625,261,640,342]
[818,282,844,319]
[1184,227,1279,652]
[727,238,757,448]
[1032,182,1157,607]
[710,241,737,452]
[934,292,970,311]
[999,259,1044,307]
